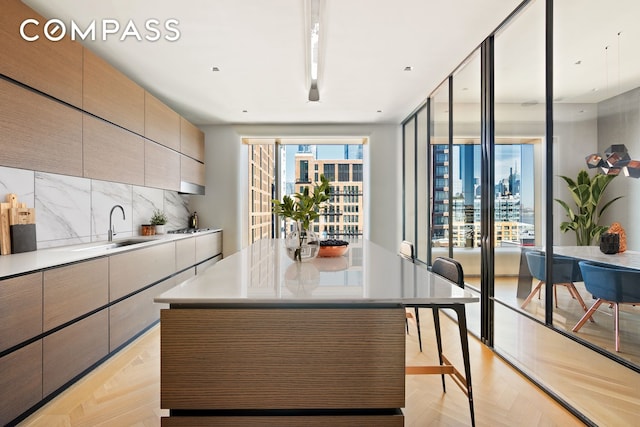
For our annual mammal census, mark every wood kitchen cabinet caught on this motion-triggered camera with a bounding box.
[0,272,42,353]
[83,114,145,185]
[0,341,42,426]
[43,258,109,331]
[0,0,83,108]
[0,78,83,176]
[176,237,196,271]
[145,140,181,191]
[83,48,145,135]
[180,117,205,162]
[43,309,109,397]
[181,154,206,187]
[110,242,176,301]
[195,231,223,264]
[145,92,180,151]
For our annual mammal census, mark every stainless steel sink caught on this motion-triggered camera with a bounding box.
[72,238,153,252]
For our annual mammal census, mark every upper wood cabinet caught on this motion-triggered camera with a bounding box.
[145,140,181,191]
[0,78,83,176]
[145,92,180,151]
[83,48,145,135]
[0,0,83,107]
[83,114,145,186]
[180,155,205,187]
[180,117,205,161]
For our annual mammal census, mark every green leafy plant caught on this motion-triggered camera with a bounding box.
[150,209,168,225]
[272,175,331,231]
[555,169,622,246]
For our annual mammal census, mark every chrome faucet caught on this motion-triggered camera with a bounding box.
[109,205,125,242]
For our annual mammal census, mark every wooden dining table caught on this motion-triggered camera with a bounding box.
[155,238,479,426]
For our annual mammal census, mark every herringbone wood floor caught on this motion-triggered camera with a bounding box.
[20,313,583,427]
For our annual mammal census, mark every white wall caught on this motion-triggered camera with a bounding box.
[191,124,402,257]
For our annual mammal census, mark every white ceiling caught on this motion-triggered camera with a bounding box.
[23,0,523,126]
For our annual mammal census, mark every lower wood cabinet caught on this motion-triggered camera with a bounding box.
[195,232,222,264]
[44,257,109,331]
[0,340,42,426]
[43,309,109,397]
[110,276,177,351]
[0,272,42,353]
[110,242,176,301]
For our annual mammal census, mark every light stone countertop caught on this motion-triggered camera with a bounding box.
[0,229,222,279]
[156,239,478,306]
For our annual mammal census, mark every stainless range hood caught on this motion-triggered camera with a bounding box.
[179,181,205,195]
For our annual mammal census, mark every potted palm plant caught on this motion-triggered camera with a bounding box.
[272,175,331,261]
[555,169,622,246]
[150,209,168,235]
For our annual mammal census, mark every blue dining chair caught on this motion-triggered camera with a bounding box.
[521,251,589,316]
[573,261,640,352]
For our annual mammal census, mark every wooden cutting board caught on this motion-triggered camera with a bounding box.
[1,193,35,255]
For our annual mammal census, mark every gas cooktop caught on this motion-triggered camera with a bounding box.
[168,228,212,234]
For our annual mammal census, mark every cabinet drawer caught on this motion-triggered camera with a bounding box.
[0,272,42,352]
[176,237,196,271]
[110,242,176,301]
[44,258,109,331]
[195,232,222,263]
[43,309,109,397]
[0,340,42,426]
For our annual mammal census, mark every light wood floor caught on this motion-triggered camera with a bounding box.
[19,314,583,427]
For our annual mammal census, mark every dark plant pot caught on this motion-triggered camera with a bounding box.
[599,233,619,254]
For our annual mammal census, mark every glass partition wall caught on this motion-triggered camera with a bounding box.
[401,0,640,423]
[553,0,640,364]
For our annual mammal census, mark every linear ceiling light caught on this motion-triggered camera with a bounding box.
[308,0,320,102]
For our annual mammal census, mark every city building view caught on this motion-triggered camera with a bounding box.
[433,143,535,248]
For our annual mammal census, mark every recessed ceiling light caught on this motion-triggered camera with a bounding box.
[574,60,582,65]
[462,87,469,91]
[376,110,383,113]
[211,66,221,72]
[242,110,248,113]
[403,66,413,72]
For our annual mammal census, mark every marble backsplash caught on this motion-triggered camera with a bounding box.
[0,166,191,249]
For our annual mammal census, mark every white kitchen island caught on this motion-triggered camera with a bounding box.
[155,239,478,426]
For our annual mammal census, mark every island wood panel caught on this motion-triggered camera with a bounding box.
[181,154,205,186]
[145,140,181,191]
[176,237,196,271]
[109,276,176,351]
[0,78,82,176]
[0,272,42,353]
[0,0,83,107]
[0,340,42,426]
[145,92,180,151]
[160,308,405,410]
[83,48,145,135]
[43,258,109,332]
[82,114,145,185]
[161,415,403,426]
[180,117,205,161]
[110,242,176,301]
[43,309,109,397]
[195,232,222,264]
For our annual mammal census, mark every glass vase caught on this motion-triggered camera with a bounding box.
[284,221,320,262]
